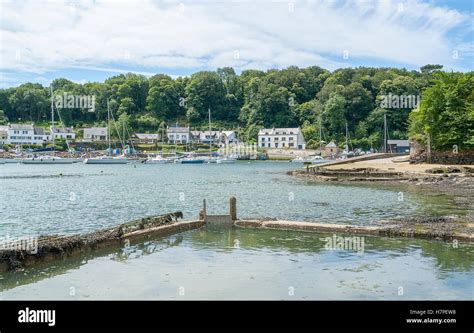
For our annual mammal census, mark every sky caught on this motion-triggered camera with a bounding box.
[0,0,473,88]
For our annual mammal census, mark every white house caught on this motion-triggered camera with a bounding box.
[82,127,107,142]
[33,127,51,144]
[220,131,239,144]
[5,124,51,145]
[6,124,34,145]
[190,130,202,143]
[51,126,76,140]
[258,127,306,149]
[199,130,221,144]
[133,133,161,144]
[166,126,190,144]
[188,130,239,145]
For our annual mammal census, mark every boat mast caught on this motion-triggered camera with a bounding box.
[345,121,348,152]
[319,114,322,153]
[161,125,164,146]
[208,106,212,157]
[107,99,111,156]
[50,86,55,156]
[383,113,387,153]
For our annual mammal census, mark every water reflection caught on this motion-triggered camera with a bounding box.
[1,226,471,299]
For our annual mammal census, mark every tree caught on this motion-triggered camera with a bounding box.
[118,97,135,115]
[186,107,200,122]
[377,75,420,134]
[420,64,443,75]
[146,75,179,120]
[295,99,323,125]
[0,110,8,124]
[8,83,49,122]
[186,71,227,121]
[409,72,474,150]
[324,93,346,140]
[340,82,373,127]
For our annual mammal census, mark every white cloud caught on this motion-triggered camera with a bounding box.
[0,0,471,76]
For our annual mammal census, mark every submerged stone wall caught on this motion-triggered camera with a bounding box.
[0,212,204,272]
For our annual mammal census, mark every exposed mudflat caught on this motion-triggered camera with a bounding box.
[291,161,474,199]
[289,160,474,241]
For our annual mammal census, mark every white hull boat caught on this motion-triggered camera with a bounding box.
[291,156,328,164]
[22,156,75,164]
[216,157,237,164]
[144,155,174,164]
[83,156,128,164]
[5,158,22,163]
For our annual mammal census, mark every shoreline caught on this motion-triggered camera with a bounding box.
[289,157,474,198]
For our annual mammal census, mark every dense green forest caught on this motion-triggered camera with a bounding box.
[0,65,472,150]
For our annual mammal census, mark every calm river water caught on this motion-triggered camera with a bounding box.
[0,161,472,299]
[0,161,467,237]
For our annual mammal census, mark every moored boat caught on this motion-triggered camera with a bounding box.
[176,157,205,164]
[22,155,75,164]
[83,155,128,164]
[4,158,22,163]
[216,156,237,164]
[290,155,328,164]
[83,99,128,165]
[144,154,174,164]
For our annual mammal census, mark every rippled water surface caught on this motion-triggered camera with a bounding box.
[0,162,472,300]
[0,227,472,300]
[0,161,466,237]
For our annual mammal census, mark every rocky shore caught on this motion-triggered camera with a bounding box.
[290,160,474,198]
[287,158,474,241]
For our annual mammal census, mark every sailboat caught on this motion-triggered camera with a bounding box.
[340,122,355,159]
[144,124,175,164]
[22,88,74,164]
[83,100,128,164]
[206,107,236,164]
[175,152,205,164]
[144,154,174,164]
